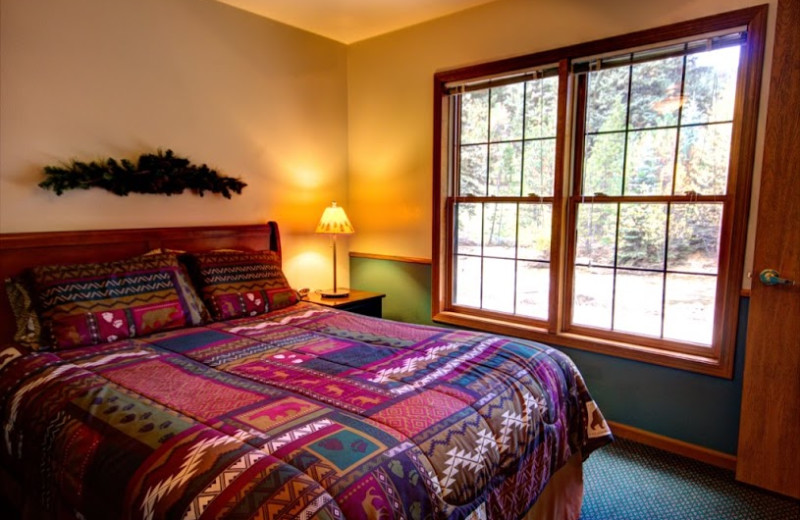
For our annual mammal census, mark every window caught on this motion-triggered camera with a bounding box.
[433,7,767,377]
[453,69,559,322]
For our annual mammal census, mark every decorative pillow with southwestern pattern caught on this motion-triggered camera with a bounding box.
[30,254,207,349]
[187,250,298,320]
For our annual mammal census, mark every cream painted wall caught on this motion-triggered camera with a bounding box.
[0,0,350,291]
[0,0,775,288]
[346,0,776,268]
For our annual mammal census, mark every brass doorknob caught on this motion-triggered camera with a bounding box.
[759,269,795,286]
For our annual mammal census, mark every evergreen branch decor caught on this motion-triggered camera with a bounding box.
[39,149,246,198]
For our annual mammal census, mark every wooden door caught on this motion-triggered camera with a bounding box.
[736,0,800,499]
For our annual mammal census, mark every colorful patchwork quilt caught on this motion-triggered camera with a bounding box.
[0,302,612,519]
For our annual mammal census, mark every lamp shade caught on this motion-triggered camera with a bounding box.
[315,202,354,234]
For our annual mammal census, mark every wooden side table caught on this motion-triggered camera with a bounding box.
[305,289,385,318]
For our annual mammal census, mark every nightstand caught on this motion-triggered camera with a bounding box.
[305,289,385,318]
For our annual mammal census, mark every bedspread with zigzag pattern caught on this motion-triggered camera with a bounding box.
[0,301,612,519]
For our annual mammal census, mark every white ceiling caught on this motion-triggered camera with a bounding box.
[216,0,501,44]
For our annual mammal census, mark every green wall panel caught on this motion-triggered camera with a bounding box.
[350,256,747,455]
[350,257,434,325]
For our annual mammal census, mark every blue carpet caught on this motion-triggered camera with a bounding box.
[580,438,800,520]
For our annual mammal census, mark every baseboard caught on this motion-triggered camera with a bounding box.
[607,420,737,471]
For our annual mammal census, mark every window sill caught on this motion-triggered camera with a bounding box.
[432,310,733,378]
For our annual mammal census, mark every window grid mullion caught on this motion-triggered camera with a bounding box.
[620,61,634,196]
[572,263,717,277]
[608,60,635,331]
[584,119,734,138]
[514,204,520,315]
[513,80,530,315]
[660,203,672,339]
[480,88,494,311]
[485,91,493,197]
[670,49,690,197]
[660,51,691,338]
[610,202,622,331]
[480,202,486,310]
[520,79,529,198]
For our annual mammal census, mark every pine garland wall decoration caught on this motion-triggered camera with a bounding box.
[39,149,247,198]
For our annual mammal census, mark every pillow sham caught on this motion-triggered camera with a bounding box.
[186,250,298,320]
[31,254,207,349]
[4,273,43,350]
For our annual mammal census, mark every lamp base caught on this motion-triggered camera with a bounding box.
[319,288,350,298]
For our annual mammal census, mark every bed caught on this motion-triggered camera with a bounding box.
[0,223,612,520]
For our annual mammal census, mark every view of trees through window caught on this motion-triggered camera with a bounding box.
[436,8,766,375]
[451,37,742,346]
[454,71,558,320]
[572,43,740,345]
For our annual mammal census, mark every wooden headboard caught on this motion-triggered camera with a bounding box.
[0,223,281,344]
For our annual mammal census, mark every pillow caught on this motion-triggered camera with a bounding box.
[31,254,208,349]
[186,250,298,320]
[4,273,43,350]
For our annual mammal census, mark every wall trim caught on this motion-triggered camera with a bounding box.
[607,420,737,471]
[350,251,432,265]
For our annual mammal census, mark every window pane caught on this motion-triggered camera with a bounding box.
[525,76,558,138]
[667,203,722,274]
[459,144,488,196]
[517,261,549,319]
[483,203,517,258]
[523,139,556,196]
[575,203,618,267]
[483,258,515,313]
[614,270,663,337]
[518,204,551,261]
[663,273,716,345]
[629,56,684,129]
[452,76,556,324]
[617,203,667,270]
[488,142,522,196]
[490,83,524,142]
[675,123,732,195]
[461,90,488,144]
[456,203,483,256]
[682,46,740,125]
[625,128,677,195]
[454,255,481,307]
[586,67,630,133]
[572,266,614,329]
[583,133,625,196]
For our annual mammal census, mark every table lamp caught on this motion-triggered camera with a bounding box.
[315,201,354,298]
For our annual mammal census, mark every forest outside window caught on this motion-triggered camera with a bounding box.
[453,68,558,322]
[432,7,766,377]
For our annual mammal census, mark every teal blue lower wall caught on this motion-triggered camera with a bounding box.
[351,256,747,455]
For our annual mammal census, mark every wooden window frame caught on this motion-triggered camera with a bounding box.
[432,5,767,377]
